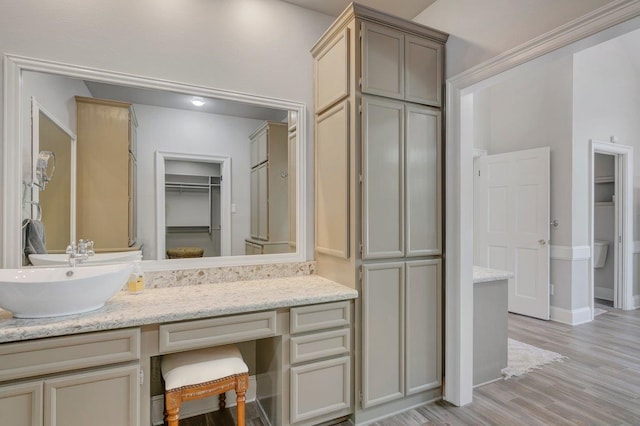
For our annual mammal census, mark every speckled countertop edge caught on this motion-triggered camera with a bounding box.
[0,275,357,343]
[473,266,514,283]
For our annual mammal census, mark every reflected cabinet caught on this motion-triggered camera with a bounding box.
[75,96,138,251]
[312,4,447,423]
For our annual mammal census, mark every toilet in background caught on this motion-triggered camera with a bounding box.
[593,240,609,268]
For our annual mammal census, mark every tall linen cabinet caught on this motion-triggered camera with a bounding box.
[312,4,447,424]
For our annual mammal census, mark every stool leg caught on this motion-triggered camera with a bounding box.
[219,392,226,411]
[236,374,249,426]
[165,391,181,426]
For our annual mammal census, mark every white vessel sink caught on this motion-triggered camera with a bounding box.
[0,263,134,318]
[29,251,142,266]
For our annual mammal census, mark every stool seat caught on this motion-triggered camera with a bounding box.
[162,345,248,390]
[161,344,249,426]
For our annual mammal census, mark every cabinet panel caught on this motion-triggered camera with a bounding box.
[362,22,404,99]
[250,139,258,169]
[256,128,269,166]
[290,356,350,423]
[288,130,297,248]
[315,28,350,113]
[405,260,441,395]
[257,163,269,240]
[362,262,404,408]
[250,168,259,239]
[405,105,441,256]
[405,35,443,107]
[362,96,404,259]
[0,381,43,426]
[290,301,350,334]
[159,311,277,353]
[316,101,350,258]
[290,328,350,364]
[44,365,139,426]
[0,329,140,382]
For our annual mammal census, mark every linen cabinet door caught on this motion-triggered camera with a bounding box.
[0,381,43,426]
[362,262,404,408]
[44,365,139,426]
[405,260,442,395]
[257,163,269,241]
[362,96,404,259]
[250,168,259,239]
[361,22,404,100]
[405,35,443,107]
[405,105,441,256]
[288,130,297,248]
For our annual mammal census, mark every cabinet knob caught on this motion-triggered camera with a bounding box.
[538,239,547,246]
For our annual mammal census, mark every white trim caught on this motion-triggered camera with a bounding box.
[155,151,232,258]
[633,240,640,253]
[550,306,592,325]
[2,54,308,269]
[549,245,590,261]
[445,0,640,407]
[589,140,634,311]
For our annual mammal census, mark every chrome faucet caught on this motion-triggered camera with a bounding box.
[66,239,95,267]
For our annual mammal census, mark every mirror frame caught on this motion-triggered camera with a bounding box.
[3,54,308,270]
[30,97,78,247]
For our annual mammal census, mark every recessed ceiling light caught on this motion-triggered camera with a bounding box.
[191,97,205,107]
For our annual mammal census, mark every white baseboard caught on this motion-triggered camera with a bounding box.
[550,306,592,325]
[594,286,614,301]
[151,375,257,425]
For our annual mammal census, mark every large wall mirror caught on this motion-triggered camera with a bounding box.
[3,55,307,269]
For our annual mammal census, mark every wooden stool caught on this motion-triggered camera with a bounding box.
[161,344,249,426]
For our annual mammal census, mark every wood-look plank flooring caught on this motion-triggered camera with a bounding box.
[371,303,640,425]
[174,401,265,426]
[177,303,640,425]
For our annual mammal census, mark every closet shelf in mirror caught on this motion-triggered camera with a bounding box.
[165,182,220,192]
[595,201,614,206]
[594,176,614,183]
[167,225,215,234]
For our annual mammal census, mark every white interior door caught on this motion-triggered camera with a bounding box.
[476,147,550,319]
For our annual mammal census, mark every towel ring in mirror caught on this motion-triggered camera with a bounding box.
[34,150,55,190]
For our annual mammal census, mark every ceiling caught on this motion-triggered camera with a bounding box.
[84,81,289,122]
[282,0,437,20]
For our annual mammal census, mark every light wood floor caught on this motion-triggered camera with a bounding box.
[179,303,640,425]
[372,303,640,425]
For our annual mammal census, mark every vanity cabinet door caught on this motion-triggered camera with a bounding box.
[362,96,404,259]
[44,365,139,426]
[361,262,404,408]
[405,260,441,395]
[0,381,43,426]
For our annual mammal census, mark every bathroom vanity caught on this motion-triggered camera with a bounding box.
[0,271,357,426]
[473,266,513,386]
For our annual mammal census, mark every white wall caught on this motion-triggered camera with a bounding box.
[0,0,335,261]
[413,0,614,77]
[573,33,640,298]
[134,104,261,258]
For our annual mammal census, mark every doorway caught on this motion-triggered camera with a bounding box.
[590,140,633,312]
[155,151,232,259]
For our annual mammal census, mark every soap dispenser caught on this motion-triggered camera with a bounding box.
[128,262,145,294]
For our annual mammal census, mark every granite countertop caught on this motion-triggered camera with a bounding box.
[473,266,514,283]
[0,275,357,344]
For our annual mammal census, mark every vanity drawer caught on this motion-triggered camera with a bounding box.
[290,301,350,334]
[159,311,277,353]
[290,328,350,364]
[0,328,140,382]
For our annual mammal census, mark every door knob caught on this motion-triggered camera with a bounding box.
[538,239,547,245]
